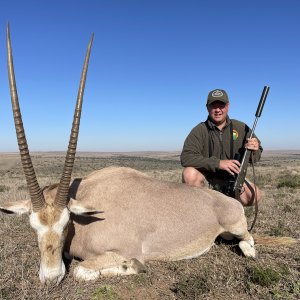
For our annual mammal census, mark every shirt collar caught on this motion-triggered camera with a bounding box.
[206,116,231,130]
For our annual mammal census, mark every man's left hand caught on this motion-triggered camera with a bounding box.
[245,138,259,151]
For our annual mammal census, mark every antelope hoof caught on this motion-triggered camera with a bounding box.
[130,258,147,273]
[239,240,257,258]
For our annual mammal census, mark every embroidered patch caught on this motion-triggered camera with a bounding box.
[233,129,239,141]
[212,90,223,97]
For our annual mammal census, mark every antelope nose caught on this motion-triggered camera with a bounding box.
[39,261,66,285]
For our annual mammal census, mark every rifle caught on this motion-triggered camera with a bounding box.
[224,86,270,200]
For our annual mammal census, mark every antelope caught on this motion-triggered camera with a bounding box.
[0,25,256,285]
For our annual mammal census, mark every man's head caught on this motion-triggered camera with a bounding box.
[206,89,229,106]
[206,89,229,126]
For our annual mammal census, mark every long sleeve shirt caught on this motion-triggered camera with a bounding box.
[180,116,263,179]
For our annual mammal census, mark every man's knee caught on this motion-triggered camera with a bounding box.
[182,167,206,187]
[240,182,262,206]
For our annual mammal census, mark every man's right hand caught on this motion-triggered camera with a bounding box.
[219,160,240,175]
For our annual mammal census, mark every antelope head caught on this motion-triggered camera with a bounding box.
[0,24,94,284]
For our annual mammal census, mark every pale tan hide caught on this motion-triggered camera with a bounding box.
[1,166,256,282]
[66,166,252,261]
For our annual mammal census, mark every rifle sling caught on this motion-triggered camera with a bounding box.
[249,152,259,232]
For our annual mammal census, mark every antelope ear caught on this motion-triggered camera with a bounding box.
[68,198,101,216]
[0,200,32,215]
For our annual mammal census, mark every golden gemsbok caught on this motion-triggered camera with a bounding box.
[0,25,256,284]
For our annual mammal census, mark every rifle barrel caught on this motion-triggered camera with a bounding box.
[256,86,269,117]
[233,85,270,193]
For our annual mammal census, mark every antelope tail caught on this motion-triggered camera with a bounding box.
[253,234,299,246]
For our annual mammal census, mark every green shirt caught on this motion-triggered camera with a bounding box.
[180,116,263,179]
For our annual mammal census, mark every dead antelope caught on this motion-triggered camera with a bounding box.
[0,25,256,285]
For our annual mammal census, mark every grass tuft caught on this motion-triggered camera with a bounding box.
[247,266,280,287]
[91,285,120,300]
[268,220,292,237]
[171,275,210,298]
[0,185,9,192]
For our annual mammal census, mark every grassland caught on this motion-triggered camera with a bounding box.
[0,151,299,300]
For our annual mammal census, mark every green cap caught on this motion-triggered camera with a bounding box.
[207,89,229,105]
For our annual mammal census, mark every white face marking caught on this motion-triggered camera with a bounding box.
[53,208,70,234]
[29,212,48,243]
[29,208,69,240]
[29,208,70,283]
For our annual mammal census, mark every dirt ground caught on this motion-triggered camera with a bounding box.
[0,151,299,300]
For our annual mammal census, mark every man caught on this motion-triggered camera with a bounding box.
[180,88,263,206]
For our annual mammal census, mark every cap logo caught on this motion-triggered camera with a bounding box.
[212,90,223,97]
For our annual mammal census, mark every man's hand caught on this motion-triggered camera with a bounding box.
[245,138,259,151]
[219,160,240,175]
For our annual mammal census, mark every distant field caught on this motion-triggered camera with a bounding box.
[0,151,299,300]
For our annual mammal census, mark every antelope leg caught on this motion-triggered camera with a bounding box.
[73,252,146,281]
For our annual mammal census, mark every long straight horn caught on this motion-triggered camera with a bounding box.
[6,24,45,212]
[54,34,94,209]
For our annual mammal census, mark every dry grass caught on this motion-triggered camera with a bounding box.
[0,151,299,300]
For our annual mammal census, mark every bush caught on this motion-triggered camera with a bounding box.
[268,220,292,237]
[277,175,300,189]
[91,285,120,300]
[247,266,280,287]
[171,275,210,298]
[0,185,9,192]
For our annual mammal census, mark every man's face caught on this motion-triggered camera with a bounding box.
[207,101,229,126]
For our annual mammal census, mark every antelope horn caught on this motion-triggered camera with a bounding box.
[54,34,94,209]
[6,23,45,212]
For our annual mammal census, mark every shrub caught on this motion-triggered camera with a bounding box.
[0,185,9,192]
[277,175,300,189]
[91,285,120,300]
[247,266,280,287]
[171,275,210,298]
[268,220,290,237]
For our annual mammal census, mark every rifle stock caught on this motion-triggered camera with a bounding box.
[226,86,269,200]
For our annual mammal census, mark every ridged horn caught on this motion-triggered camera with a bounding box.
[54,34,94,209]
[6,24,45,212]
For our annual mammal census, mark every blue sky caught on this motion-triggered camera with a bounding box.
[0,0,299,152]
